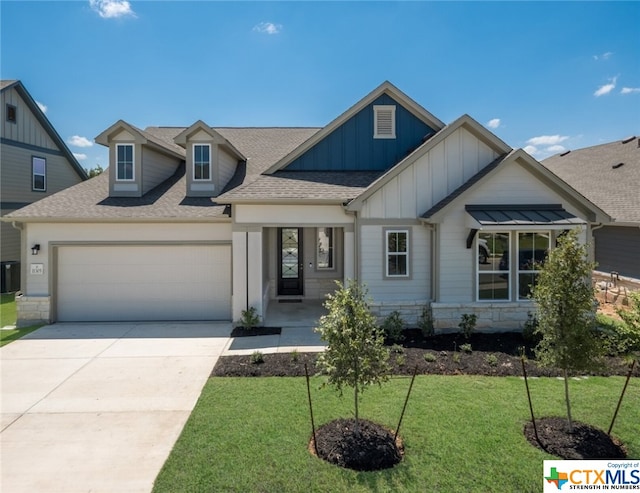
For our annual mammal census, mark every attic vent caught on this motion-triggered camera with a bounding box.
[560,150,571,157]
[621,136,636,144]
[374,105,396,139]
[612,162,625,169]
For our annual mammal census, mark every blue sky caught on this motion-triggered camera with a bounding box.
[2,1,639,170]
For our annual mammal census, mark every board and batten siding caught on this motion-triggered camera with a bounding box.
[0,208,20,262]
[437,161,588,303]
[285,94,435,172]
[361,127,499,219]
[594,226,640,280]
[359,224,431,303]
[1,86,57,150]
[141,146,181,195]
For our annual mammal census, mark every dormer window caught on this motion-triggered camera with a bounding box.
[116,144,134,181]
[193,144,211,181]
[374,105,396,139]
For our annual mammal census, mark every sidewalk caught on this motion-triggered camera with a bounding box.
[222,326,326,356]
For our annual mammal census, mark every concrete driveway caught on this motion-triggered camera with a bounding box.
[0,322,231,493]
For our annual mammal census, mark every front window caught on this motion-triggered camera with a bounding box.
[517,232,549,299]
[386,229,409,277]
[32,156,46,191]
[6,104,17,123]
[316,227,334,269]
[116,144,134,181]
[193,144,211,181]
[477,231,510,300]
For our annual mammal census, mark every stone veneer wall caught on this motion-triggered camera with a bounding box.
[16,295,51,327]
[430,302,532,332]
[370,300,429,326]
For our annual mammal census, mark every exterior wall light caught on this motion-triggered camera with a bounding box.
[31,244,41,255]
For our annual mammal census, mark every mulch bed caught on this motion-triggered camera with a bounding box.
[524,417,627,459]
[212,330,639,378]
[230,326,281,337]
[309,418,403,471]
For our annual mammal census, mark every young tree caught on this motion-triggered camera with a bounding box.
[87,164,104,178]
[532,229,603,431]
[615,291,640,359]
[316,280,390,435]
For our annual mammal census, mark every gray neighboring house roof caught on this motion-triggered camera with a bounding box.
[541,136,640,224]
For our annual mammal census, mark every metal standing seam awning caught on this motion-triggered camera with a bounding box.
[464,204,586,247]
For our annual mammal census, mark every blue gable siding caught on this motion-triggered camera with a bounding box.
[284,94,435,171]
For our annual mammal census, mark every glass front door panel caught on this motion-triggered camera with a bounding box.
[281,228,299,279]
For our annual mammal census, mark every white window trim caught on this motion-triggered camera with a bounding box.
[193,143,212,182]
[316,227,335,271]
[476,231,511,302]
[32,156,46,191]
[374,105,396,139]
[115,143,135,181]
[516,231,550,300]
[385,228,410,278]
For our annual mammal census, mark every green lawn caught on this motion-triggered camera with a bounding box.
[154,375,639,493]
[0,293,42,347]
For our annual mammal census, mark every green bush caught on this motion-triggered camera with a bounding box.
[250,351,264,364]
[418,306,434,338]
[460,343,473,354]
[522,311,541,345]
[423,352,437,363]
[239,306,260,330]
[381,310,405,343]
[485,353,498,366]
[458,313,477,339]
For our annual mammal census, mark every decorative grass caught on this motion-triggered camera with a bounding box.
[153,375,639,493]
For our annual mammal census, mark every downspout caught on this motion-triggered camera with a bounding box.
[11,221,25,294]
[246,231,249,311]
[343,207,359,282]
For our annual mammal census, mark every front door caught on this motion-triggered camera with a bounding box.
[278,227,304,296]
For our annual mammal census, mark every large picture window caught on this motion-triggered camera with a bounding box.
[517,232,549,299]
[477,231,510,300]
[116,144,134,181]
[32,156,46,191]
[193,144,211,181]
[385,229,409,277]
[316,227,334,270]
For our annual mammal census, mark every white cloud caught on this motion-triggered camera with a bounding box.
[526,135,569,146]
[546,145,566,153]
[486,118,500,129]
[36,101,47,114]
[73,153,88,161]
[593,51,613,61]
[621,87,640,94]
[253,22,282,35]
[90,0,135,19]
[68,135,93,147]
[594,76,617,97]
[523,145,538,156]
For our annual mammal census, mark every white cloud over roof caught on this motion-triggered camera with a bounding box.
[594,76,617,97]
[253,22,282,35]
[68,135,94,147]
[486,118,500,129]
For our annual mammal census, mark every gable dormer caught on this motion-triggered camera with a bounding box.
[174,121,245,197]
[96,120,184,198]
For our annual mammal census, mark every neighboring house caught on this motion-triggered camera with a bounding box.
[1,80,88,292]
[542,137,640,280]
[4,82,609,329]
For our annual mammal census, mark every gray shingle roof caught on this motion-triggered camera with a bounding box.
[5,165,229,220]
[541,137,640,223]
[217,171,382,202]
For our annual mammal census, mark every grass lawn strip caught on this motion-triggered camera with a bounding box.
[153,375,639,493]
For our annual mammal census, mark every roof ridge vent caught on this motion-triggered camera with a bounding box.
[621,135,636,144]
[612,162,625,169]
[560,150,571,157]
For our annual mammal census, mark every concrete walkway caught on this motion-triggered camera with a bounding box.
[0,322,231,493]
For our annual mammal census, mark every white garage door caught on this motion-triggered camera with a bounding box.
[57,245,231,321]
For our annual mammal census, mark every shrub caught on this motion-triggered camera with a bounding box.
[452,352,461,364]
[423,352,437,363]
[485,353,498,366]
[290,349,300,362]
[390,343,404,354]
[418,306,434,338]
[381,310,405,343]
[395,354,406,367]
[239,306,260,330]
[250,350,264,364]
[460,343,473,354]
[458,313,477,339]
[614,291,640,357]
[522,311,540,345]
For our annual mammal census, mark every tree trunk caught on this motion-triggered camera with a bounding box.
[563,368,573,432]
[354,357,360,436]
